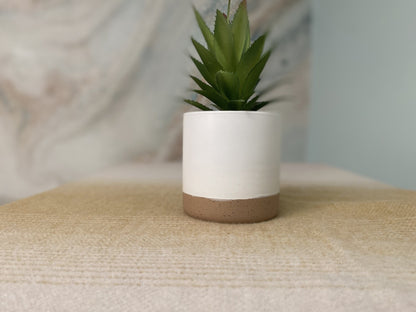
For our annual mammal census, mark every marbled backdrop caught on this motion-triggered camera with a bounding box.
[0,0,310,203]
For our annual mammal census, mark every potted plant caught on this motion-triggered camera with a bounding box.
[183,0,281,223]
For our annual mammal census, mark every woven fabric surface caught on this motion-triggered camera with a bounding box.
[0,167,415,311]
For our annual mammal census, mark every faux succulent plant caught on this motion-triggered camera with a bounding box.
[185,0,273,111]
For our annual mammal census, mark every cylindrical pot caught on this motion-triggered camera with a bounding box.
[182,111,280,223]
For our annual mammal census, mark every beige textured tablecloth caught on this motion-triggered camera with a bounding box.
[0,163,415,311]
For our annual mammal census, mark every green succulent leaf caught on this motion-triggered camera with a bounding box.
[249,96,291,110]
[242,50,271,99]
[247,95,260,103]
[193,7,216,53]
[186,1,275,111]
[244,95,260,109]
[190,56,217,88]
[228,99,245,110]
[231,0,250,62]
[214,10,235,71]
[216,70,239,99]
[236,34,266,83]
[184,99,212,111]
[194,89,228,109]
[190,75,211,90]
[190,75,229,108]
[191,38,222,75]
[250,100,272,111]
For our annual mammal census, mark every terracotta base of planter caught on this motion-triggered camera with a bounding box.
[183,193,279,224]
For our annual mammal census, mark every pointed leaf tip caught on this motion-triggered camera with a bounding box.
[193,6,216,53]
[214,9,236,71]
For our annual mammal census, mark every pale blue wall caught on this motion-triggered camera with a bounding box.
[308,0,416,189]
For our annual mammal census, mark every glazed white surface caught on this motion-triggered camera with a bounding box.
[183,112,280,199]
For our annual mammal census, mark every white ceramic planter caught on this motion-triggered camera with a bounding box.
[183,111,281,223]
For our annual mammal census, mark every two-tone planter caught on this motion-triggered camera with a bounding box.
[183,111,281,223]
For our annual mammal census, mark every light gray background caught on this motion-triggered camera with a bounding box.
[308,0,416,189]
